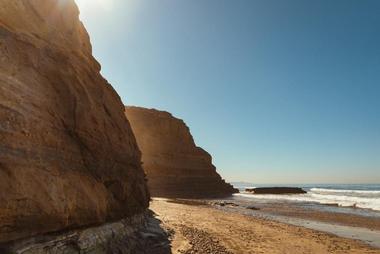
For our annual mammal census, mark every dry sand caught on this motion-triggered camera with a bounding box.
[151,198,380,254]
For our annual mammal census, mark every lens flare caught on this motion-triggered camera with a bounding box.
[76,0,113,10]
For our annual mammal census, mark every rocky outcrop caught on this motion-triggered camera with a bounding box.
[0,212,171,254]
[245,187,307,194]
[125,106,238,198]
[0,0,149,243]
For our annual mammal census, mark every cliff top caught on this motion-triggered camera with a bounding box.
[0,0,93,59]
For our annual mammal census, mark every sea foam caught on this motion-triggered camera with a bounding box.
[235,187,380,211]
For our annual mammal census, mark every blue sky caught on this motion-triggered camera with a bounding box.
[77,0,380,184]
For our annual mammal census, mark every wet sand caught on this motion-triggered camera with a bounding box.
[262,204,380,230]
[207,199,380,247]
[151,198,380,254]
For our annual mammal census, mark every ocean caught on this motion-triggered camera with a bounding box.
[231,183,380,215]
[205,183,380,248]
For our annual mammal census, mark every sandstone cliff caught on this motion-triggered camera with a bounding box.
[0,0,149,243]
[125,106,238,198]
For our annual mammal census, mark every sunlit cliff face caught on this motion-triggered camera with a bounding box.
[0,0,92,56]
[124,107,238,198]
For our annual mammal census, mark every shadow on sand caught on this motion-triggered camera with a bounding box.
[140,214,173,254]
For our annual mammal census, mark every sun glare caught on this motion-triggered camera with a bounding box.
[76,0,113,10]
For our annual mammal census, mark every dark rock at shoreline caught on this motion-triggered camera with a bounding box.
[0,212,171,254]
[212,201,239,207]
[246,206,260,210]
[0,0,149,243]
[125,106,238,198]
[245,187,307,194]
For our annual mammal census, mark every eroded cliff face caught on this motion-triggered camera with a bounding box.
[125,106,238,198]
[0,0,149,243]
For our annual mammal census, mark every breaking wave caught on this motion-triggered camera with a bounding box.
[236,186,380,211]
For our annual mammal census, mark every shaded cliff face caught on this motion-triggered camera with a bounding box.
[0,0,149,243]
[125,106,238,198]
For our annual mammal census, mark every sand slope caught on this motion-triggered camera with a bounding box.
[151,199,380,254]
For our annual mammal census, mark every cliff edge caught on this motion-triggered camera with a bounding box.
[125,106,238,198]
[0,0,149,243]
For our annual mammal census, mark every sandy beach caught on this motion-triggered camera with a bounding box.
[151,198,380,254]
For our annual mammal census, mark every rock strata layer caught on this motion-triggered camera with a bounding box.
[0,0,149,243]
[125,106,238,198]
[0,212,171,254]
